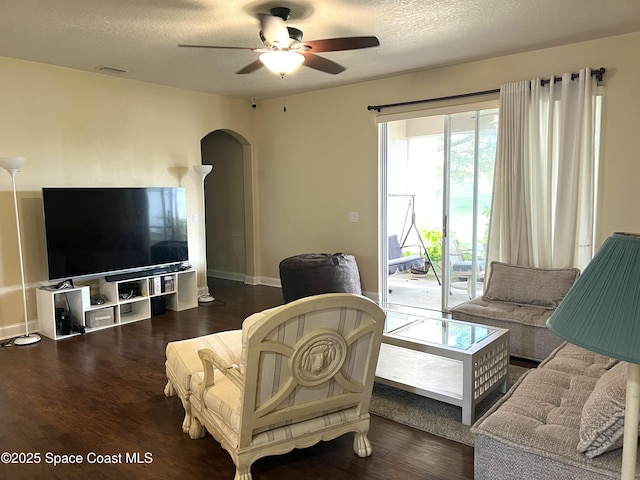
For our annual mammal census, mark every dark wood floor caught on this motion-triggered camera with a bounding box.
[1,279,476,480]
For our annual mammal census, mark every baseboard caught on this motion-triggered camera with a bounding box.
[0,320,39,342]
[207,269,245,282]
[206,272,377,302]
[207,270,280,287]
[242,275,377,301]
[242,275,260,286]
[258,276,282,288]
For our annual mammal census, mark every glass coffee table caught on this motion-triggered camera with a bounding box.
[375,304,510,425]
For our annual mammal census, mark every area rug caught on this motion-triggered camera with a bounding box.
[370,365,528,446]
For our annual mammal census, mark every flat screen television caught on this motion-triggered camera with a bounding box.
[42,187,188,280]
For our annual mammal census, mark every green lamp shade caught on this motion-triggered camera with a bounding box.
[547,232,640,364]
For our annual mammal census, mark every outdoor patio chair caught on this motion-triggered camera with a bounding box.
[449,238,486,298]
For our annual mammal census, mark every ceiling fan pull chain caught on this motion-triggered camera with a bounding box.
[283,84,287,112]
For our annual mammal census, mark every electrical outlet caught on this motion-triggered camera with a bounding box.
[349,212,359,223]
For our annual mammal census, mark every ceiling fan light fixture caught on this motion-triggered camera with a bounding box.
[259,50,304,76]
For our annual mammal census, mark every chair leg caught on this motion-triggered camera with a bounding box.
[164,380,193,433]
[177,395,193,434]
[182,412,192,434]
[188,416,206,439]
[234,466,252,480]
[353,431,372,457]
[164,380,175,397]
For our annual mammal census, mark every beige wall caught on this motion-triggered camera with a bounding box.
[0,56,253,332]
[253,31,640,296]
[2,29,640,333]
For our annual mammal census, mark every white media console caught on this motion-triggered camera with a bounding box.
[37,269,197,340]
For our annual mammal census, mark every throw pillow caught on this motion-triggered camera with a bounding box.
[482,261,580,309]
[577,361,627,458]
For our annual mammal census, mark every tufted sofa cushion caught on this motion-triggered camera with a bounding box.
[472,343,631,479]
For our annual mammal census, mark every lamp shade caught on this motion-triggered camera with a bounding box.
[0,156,26,172]
[193,164,213,176]
[547,232,640,364]
[259,50,304,76]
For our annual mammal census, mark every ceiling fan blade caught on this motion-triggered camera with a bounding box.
[179,44,258,51]
[303,36,380,53]
[258,13,289,47]
[236,59,264,75]
[302,53,345,75]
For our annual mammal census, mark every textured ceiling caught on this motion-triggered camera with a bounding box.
[1,0,640,100]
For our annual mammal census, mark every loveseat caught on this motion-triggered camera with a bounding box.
[472,341,639,479]
[451,261,580,362]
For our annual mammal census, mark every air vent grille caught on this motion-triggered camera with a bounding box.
[96,65,127,75]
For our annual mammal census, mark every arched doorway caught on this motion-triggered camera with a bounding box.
[200,130,255,286]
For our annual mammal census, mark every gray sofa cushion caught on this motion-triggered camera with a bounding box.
[483,261,580,309]
[472,343,629,479]
[578,361,627,458]
[451,297,562,361]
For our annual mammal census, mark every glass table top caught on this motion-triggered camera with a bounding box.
[383,308,496,351]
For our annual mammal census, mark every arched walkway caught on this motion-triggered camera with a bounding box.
[200,129,256,284]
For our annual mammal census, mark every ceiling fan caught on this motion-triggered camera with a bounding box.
[179,6,379,76]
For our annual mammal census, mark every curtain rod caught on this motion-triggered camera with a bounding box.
[367,67,606,113]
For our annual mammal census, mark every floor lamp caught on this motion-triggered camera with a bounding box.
[547,232,640,479]
[192,164,214,304]
[0,157,41,345]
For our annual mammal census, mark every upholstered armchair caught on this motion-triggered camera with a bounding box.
[187,293,386,480]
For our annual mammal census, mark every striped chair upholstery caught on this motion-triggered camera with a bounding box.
[187,293,385,480]
[165,329,244,433]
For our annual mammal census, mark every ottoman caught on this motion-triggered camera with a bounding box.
[164,330,242,433]
[279,253,362,303]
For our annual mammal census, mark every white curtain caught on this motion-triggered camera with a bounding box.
[487,68,598,270]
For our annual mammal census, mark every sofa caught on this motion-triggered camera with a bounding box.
[472,341,639,479]
[451,261,580,362]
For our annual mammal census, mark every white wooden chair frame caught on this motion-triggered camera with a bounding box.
[188,293,386,480]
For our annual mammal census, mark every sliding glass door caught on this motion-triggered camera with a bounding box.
[443,110,498,309]
[380,103,498,312]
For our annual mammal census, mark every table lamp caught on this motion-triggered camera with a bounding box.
[0,157,41,345]
[192,164,214,304]
[547,232,640,479]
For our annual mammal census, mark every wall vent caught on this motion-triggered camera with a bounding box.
[96,65,127,75]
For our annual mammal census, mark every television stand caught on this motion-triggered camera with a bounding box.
[36,269,197,340]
